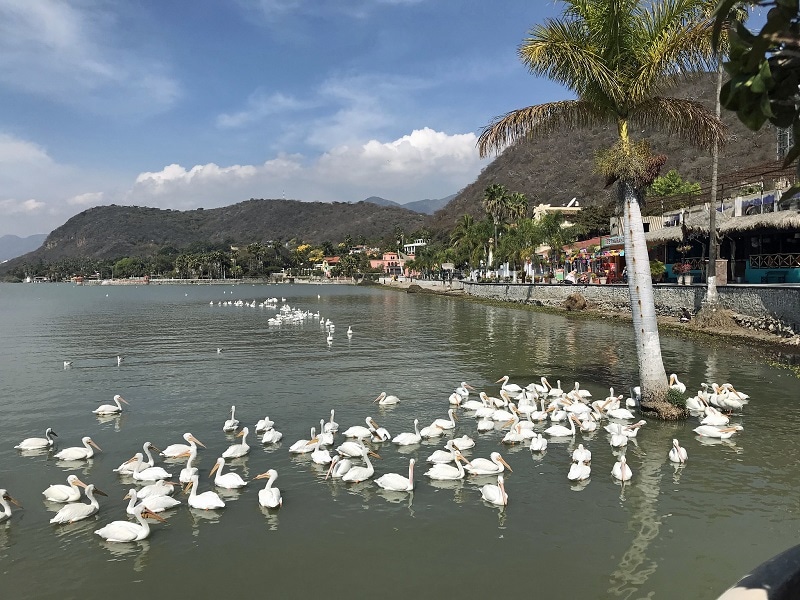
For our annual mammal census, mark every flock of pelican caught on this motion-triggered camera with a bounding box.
[6,291,753,544]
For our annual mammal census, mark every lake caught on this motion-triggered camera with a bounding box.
[0,282,797,599]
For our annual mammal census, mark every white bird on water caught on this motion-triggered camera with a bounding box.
[113,441,159,474]
[341,446,377,483]
[0,490,21,523]
[375,458,415,492]
[129,452,172,482]
[160,432,206,458]
[93,394,129,415]
[123,487,181,514]
[465,452,513,476]
[42,475,88,503]
[612,456,633,481]
[222,427,250,458]
[95,503,166,542]
[374,391,400,406]
[392,419,421,446]
[54,436,102,461]
[63,360,72,369]
[49,484,107,524]
[668,439,688,464]
[223,405,239,432]
[185,475,225,510]
[254,470,282,508]
[480,475,508,506]
[117,355,124,366]
[210,457,247,489]
[325,455,352,479]
[15,427,58,450]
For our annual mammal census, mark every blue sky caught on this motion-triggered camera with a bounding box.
[0,0,571,236]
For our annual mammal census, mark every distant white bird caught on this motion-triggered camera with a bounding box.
[668,439,688,464]
[15,427,58,450]
[117,355,124,366]
[255,416,275,433]
[341,446,377,483]
[323,409,339,433]
[496,375,523,395]
[392,419,421,446]
[42,475,87,503]
[63,360,73,369]
[49,484,107,524]
[160,432,205,458]
[529,434,548,452]
[612,456,633,481]
[568,460,591,481]
[221,427,250,458]
[254,470,282,508]
[184,475,225,510]
[124,488,180,514]
[451,435,475,451]
[375,458,415,492]
[693,425,743,439]
[129,452,172,481]
[261,428,283,444]
[136,480,176,500]
[374,392,400,406]
[572,444,591,463]
[432,408,457,430]
[93,394,129,415]
[0,490,21,523]
[669,373,687,394]
[95,503,166,542]
[222,405,239,432]
[289,427,318,454]
[347,326,353,338]
[480,475,508,506]
[465,452,512,476]
[210,457,247,489]
[325,455,352,479]
[54,436,102,461]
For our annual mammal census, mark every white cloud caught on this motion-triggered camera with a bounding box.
[0,198,45,214]
[0,0,179,114]
[67,192,104,206]
[0,133,53,164]
[216,91,314,129]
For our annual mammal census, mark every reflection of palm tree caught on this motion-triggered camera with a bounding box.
[477,0,723,412]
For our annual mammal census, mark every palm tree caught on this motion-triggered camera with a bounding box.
[450,214,494,277]
[477,0,724,416]
[482,183,509,263]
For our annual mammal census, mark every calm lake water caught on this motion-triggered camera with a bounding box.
[0,282,798,599]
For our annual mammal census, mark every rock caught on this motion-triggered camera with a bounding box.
[563,293,588,311]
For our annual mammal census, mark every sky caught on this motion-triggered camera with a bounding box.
[0,0,573,237]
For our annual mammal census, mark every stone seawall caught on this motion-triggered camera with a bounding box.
[461,282,800,329]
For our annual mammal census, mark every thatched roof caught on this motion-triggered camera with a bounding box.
[644,205,734,245]
[719,209,800,234]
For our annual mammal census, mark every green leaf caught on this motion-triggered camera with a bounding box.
[782,142,800,169]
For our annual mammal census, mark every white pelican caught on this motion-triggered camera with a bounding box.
[612,456,633,481]
[572,444,592,463]
[255,416,275,434]
[465,452,512,476]
[392,419,421,446]
[184,475,225,510]
[343,417,374,439]
[15,427,58,450]
[368,418,391,442]
[289,427,318,454]
[432,408,457,430]
[528,377,550,395]
[210,457,247,489]
[686,395,707,412]
[222,427,251,458]
[114,442,158,474]
[425,451,469,480]
[455,381,476,399]
[261,428,283,444]
[43,475,88,503]
[668,439,688,464]
[95,504,166,542]
[124,488,180,514]
[254,470,282,508]
[347,326,353,338]
[480,475,508,506]
[502,424,530,445]
[693,425,743,439]
[426,441,457,464]
[610,432,628,448]
[568,460,591,481]
[568,381,592,400]
[325,455,352,479]
[701,406,730,426]
[474,393,496,418]
[547,379,565,398]
[476,417,495,432]
[129,452,172,481]
[336,439,369,458]
[341,446,376,483]
[544,414,578,437]
[315,419,334,446]
[0,490,21,523]
[669,374,687,394]
[578,413,598,433]
[136,480,176,500]
[604,420,647,438]
[117,355,124,366]
[311,444,333,465]
[93,394,129,415]
[529,434,548,452]
[50,484,107,524]
[451,435,475,451]
[419,422,445,439]
[178,446,198,484]
[160,433,206,458]
[448,392,463,406]
[323,409,339,433]
[222,405,239,432]
[374,392,400,406]
[64,360,72,369]
[54,436,101,461]
[607,405,635,420]
[461,396,485,411]
[496,375,523,396]
[375,458,415,492]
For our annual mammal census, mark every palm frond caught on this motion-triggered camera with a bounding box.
[628,96,726,150]
[478,100,614,157]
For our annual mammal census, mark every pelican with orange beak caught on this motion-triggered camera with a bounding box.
[0,490,22,523]
[93,394,129,415]
[54,436,102,461]
[160,433,206,458]
[95,504,167,542]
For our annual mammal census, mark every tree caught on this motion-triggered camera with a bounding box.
[482,183,509,263]
[649,169,703,196]
[574,201,614,237]
[478,0,725,417]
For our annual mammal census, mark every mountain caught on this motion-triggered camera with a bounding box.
[0,199,428,270]
[362,194,455,215]
[0,234,47,262]
[429,73,780,231]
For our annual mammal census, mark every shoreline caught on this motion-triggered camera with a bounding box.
[379,277,800,362]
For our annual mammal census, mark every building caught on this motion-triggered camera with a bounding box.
[369,251,409,277]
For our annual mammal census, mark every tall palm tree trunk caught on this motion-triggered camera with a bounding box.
[621,180,675,415]
[705,62,723,304]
